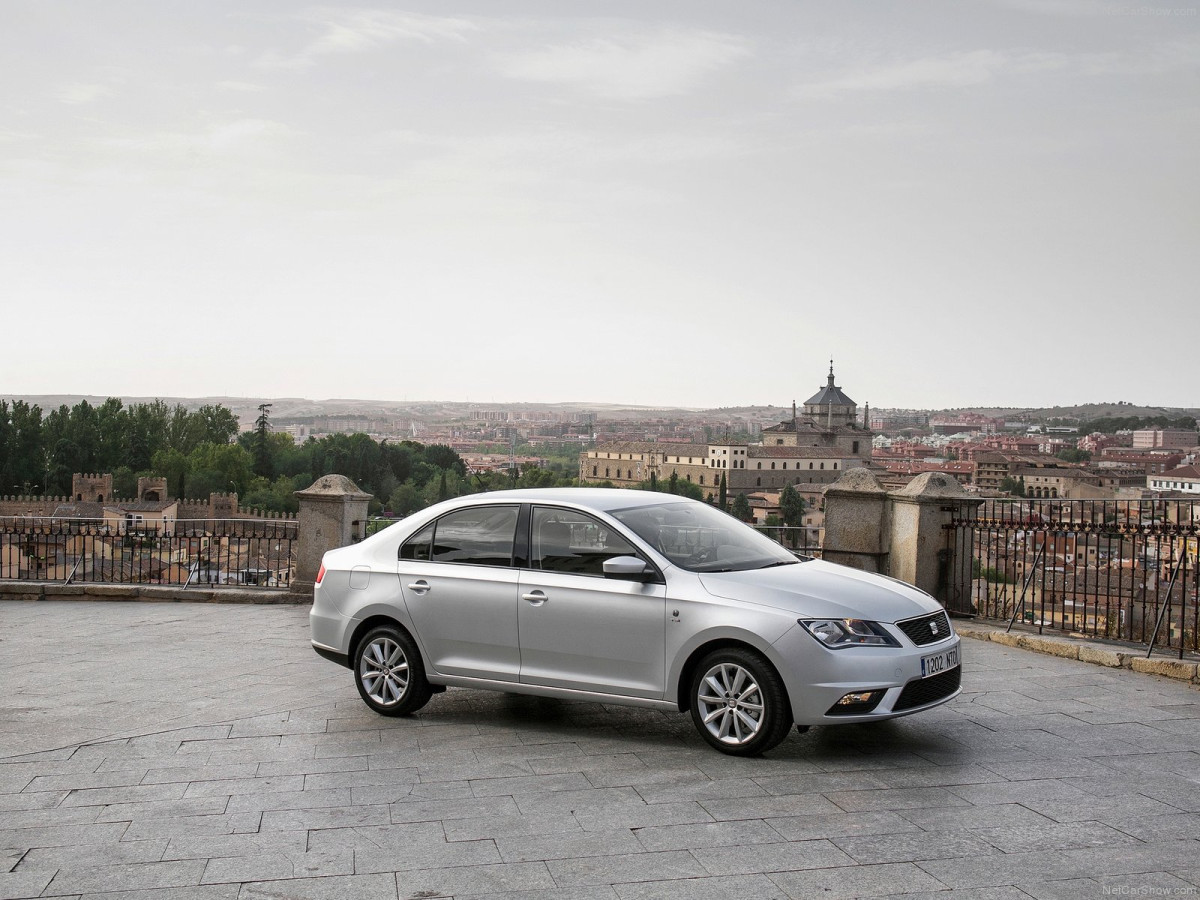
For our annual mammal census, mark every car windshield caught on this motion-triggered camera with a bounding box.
[610,500,801,573]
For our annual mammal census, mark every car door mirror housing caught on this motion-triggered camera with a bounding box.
[603,556,652,581]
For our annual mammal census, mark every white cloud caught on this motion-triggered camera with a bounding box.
[257,8,477,69]
[217,80,268,93]
[496,29,750,101]
[794,49,1067,99]
[55,83,112,105]
[100,118,294,156]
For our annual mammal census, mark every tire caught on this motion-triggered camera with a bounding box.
[689,647,792,756]
[353,625,433,717]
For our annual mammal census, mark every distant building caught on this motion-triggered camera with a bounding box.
[1133,428,1199,450]
[578,364,872,499]
[1148,465,1200,495]
[760,363,873,459]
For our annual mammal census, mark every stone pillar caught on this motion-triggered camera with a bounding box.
[292,474,373,595]
[821,468,890,574]
[887,473,983,611]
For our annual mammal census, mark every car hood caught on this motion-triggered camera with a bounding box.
[698,559,943,623]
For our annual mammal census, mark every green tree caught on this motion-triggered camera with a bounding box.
[126,400,171,470]
[1055,448,1092,463]
[718,473,727,509]
[387,482,424,515]
[151,448,190,500]
[999,476,1026,497]
[779,483,805,527]
[731,493,751,521]
[252,403,273,479]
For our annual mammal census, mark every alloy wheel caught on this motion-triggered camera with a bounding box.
[695,661,765,746]
[359,636,409,706]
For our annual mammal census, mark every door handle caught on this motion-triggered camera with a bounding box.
[407,580,431,594]
[522,590,547,605]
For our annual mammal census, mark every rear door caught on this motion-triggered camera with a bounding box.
[399,505,521,682]
[517,506,667,699]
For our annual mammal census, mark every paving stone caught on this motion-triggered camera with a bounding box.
[354,779,474,806]
[832,830,999,864]
[632,819,784,853]
[202,850,354,883]
[699,792,843,820]
[468,772,594,798]
[693,839,855,876]
[19,838,167,868]
[0,870,56,900]
[622,774,764,805]
[355,838,501,874]
[158,826,305,860]
[498,828,642,863]
[548,850,705,886]
[766,810,923,842]
[237,873,399,899]
[394,861,556,896]
[259,805,391,831]
[614,873,786,900]
[572,801,714,832]
[43,859,207,894]
[768,861,948,898]
[823,786,973,813]
[225,787,352,814]
[389,795,519,824]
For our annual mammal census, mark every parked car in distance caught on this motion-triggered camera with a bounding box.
[310,488,961,755]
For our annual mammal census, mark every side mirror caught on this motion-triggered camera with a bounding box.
[602,556,653,581]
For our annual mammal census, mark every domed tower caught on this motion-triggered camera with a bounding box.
[803,361,857,429]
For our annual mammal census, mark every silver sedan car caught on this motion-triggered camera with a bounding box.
[310,488,961,756]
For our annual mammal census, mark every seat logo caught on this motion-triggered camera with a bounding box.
[930,621,940,636]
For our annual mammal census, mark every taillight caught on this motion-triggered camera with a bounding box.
[315,564,326,585]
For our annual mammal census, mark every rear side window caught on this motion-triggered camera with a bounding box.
[400,522,435,561]
[414,506,519,567]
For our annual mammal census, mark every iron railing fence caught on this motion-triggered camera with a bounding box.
[754,525,823,558]
[949,498,1200,656]
[0,517,297,589]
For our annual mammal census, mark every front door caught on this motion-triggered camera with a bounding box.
[517,506,666,699]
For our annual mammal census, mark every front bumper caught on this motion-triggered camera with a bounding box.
[773,624,963,725]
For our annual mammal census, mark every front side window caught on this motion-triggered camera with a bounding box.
[402,505,518,567]
[532,507,638,576]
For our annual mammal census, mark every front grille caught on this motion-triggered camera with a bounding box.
[896,611,951,647]
[893,665,962,712]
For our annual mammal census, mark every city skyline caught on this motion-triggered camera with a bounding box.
[3,1,1196,408]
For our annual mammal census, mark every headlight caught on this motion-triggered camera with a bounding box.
[799,618,900,648]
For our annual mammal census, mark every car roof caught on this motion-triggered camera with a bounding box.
[450,487,686,513]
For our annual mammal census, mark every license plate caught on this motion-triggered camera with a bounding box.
[920,645,959,678]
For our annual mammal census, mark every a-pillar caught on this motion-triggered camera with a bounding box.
[887,473,983,611]
[821,468,890,574]
[291,474,373,595]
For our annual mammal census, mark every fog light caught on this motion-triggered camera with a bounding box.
[839,691,878,705]
[826,689,884,716]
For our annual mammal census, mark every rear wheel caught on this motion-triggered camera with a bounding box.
[354,625,432,716]
[689,647,792,756]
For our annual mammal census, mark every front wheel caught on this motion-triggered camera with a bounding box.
[354,625,432,716]
[689,648,792,756]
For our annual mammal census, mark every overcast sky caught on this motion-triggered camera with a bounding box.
[3,1,1196,410]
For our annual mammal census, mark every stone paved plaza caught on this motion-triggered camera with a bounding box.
[2,601,1200,899]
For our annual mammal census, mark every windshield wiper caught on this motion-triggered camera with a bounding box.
[759,560,800,569]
